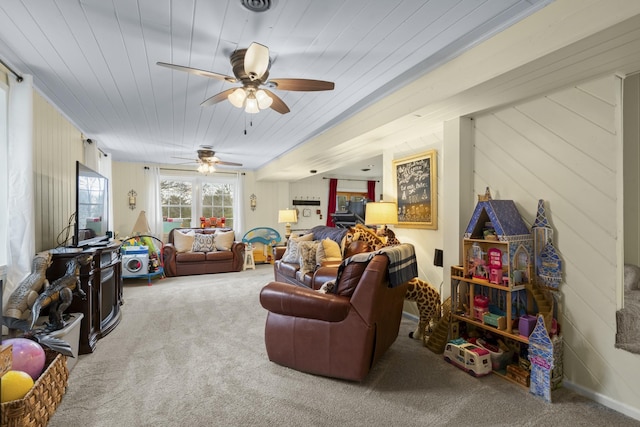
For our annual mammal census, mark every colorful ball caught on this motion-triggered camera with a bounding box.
[3,338,46,380]
[0,370,34,402]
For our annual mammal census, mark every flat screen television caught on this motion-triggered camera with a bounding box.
[73,161,109,247]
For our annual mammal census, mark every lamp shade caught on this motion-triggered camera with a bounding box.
[365,202,398,225]
[278,209,298,224]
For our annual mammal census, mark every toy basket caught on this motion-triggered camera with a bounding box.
[1,349,69,427]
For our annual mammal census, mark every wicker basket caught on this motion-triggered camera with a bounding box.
[1,350,68,427]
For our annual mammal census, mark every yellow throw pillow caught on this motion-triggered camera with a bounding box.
[316,238,342,265]
[214,230,235,251]
[173,229,195,253]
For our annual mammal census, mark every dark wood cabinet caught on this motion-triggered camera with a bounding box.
[47,244,123,354]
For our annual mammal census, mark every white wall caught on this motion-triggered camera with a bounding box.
[470,74,640,418]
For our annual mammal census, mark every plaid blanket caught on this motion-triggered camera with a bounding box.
[336,243,418,288]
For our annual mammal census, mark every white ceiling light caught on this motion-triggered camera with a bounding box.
[227,87,273,114]
[198,162,216,174]
[255,89,273,109]
[228,88,247,108]
[244,93,260,114]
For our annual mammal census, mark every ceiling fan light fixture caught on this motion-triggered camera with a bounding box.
[244,42,270,80]
[255,89,273,109]
[228,88,247,108]
[198,162,216,174]
[245,95,260,114]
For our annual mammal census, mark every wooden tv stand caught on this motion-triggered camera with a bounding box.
[47,244,123,354]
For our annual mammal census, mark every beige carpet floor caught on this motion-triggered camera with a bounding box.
[47,264,639,426]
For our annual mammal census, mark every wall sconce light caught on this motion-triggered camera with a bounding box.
[250,194,257,211]
[128,190,137,210]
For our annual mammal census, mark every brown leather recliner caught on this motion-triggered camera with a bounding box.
[259,254,409,381]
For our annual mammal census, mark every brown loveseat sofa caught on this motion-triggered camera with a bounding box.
[163,227,244,277]
[260,253,410,381]
[273,225,370,289]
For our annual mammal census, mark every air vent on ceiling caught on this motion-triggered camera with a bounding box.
[240,0,271,13]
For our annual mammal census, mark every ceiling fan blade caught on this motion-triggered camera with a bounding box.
[215,160,243,167]
[201,88,237,107]
[157,62,237,83]
[171,156,198,161]
[268,78,334,91]
[263,89,290,114]
[244,42,270,81]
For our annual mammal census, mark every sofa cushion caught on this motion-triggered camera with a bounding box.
[298,241,320,276]
[175,251,206,262]
[214,230,235,251]
[205,250,233,261]
[174,229,196,253]
[316,238,342,266]
[192,233,216,252]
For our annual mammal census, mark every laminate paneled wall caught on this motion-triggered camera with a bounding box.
[473,75,640,411]
[32,91,83,251]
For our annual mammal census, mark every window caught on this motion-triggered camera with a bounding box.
[160,175,235,229]
[336,191,367,212]
[160,179,192,222]
[202,182,234,228]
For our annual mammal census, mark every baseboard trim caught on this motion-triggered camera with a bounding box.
[402,311,419,322]
[562,380,640,422]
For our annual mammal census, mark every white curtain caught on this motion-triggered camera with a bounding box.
[234,172,245,237]
[98,152,114,236]
[4,74,34,309]
[145,166,162,238]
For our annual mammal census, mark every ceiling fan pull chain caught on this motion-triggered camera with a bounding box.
[244,115,247,135]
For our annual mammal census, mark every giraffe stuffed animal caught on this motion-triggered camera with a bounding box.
[405,277,441,344]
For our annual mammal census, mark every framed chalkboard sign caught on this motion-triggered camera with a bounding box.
[392,150,437,229]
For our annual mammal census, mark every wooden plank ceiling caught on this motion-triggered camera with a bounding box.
[0,0,553,178]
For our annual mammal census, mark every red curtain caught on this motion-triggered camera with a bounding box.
[326,178,338,226]
[367,180,376,201]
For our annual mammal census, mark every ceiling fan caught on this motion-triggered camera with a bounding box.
[173,146,242,174]
[157,42,335,114]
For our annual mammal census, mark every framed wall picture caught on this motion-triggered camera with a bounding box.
[392,150,437,229]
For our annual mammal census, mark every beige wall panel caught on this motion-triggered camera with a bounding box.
[623,74,640,265]
[32,92,82,251]
[473,74,640,413]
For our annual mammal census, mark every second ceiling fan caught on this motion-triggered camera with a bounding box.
[158,42,335,114]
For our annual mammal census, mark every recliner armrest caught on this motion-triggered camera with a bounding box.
[260,281,350,322]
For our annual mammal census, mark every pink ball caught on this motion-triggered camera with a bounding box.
[4,338,46,380]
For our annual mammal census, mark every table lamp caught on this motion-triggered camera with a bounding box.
[278,209,298,238]
[365,201,398,233]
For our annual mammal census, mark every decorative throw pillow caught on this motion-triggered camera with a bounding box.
[298,241,320,276]
[173,229,195,253]
[192,233,215,252]
[214,230,235,251]
[316,238,342,266]
[280,232,314,264]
